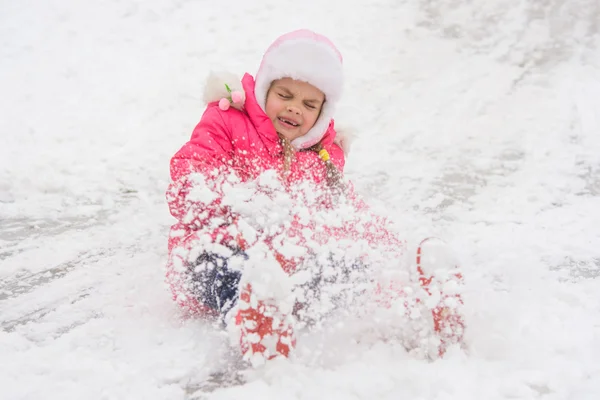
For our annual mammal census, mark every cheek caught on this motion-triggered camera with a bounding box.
[265,96,282,119]
[304,111,320,130]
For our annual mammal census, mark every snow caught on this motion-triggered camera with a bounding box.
[1,0,600,398]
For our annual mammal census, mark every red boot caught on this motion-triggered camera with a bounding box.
[235,284,295,366]
[416,238,465,357]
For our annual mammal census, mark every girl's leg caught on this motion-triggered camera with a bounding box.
[292,252,371,328]
[373,238,465,358]
[189,248,296,365]
[187,248,246,321]
[234,284,296,365]
[291,241,465,359]
[415,238,465,357]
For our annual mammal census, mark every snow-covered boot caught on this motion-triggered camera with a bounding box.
[235,284,295,366]
[416,238,465,357]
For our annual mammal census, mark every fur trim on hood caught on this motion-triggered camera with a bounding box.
[332,123,355,156]
[202,71,246,111]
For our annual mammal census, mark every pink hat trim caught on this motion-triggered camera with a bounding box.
[258,29,343,72]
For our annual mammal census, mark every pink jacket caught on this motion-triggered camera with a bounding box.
[167,72,345,241]
[165,73,351,314]
[165,73,403,315]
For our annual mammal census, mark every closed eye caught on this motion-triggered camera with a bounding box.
[304,103,317,110]
[278,93,291,99]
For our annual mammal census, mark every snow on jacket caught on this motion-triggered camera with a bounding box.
[165,73,403,315]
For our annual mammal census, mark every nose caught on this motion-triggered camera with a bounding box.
[286,105,301,115]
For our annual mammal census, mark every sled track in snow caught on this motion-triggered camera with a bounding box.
[0,247,116,302]
[0,214,137,339]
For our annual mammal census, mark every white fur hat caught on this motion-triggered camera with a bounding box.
[254,29,344,150]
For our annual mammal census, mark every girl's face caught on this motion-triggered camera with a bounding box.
[265,78,325,142]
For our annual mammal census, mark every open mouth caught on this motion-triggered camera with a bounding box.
[277,117,300,128]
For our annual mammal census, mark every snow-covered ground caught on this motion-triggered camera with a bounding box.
[1,0,599,398]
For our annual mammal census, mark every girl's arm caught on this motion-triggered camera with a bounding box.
[166,105,236,229]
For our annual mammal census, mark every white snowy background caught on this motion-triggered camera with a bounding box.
[1,0,599,398]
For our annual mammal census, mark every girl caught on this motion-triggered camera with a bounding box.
[166,29,464,366]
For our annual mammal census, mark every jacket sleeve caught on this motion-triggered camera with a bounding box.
[327,142,345,172]
[166,105,236,228]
